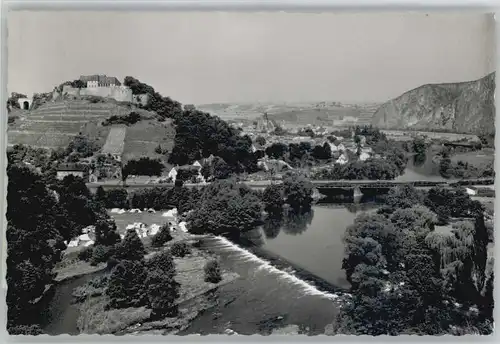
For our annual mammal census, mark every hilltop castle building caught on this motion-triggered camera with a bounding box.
[80,75,122,88]
[60,75,149,105]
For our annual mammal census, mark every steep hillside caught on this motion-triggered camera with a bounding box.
[7,99,174,163]
[371,72,495,134]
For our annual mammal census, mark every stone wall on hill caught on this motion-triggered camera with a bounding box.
[62,85,133,102]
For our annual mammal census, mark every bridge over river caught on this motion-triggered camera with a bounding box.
[87,178,493,198]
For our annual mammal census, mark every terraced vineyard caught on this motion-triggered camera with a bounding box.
[7,100,159,150]
[8,99,176,171]
[8,101,129,148]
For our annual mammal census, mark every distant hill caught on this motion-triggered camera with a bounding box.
[197,101,380,126]
[371,72,495,134]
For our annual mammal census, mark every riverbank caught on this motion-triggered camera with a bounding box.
[75,239,239,335]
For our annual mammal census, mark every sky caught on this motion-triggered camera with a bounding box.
[7,11,496,105]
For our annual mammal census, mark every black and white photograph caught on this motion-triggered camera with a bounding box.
[4,10,496,336]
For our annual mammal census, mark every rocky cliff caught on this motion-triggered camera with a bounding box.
[371,72,495,134]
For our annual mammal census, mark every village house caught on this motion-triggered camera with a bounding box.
[168,167,178,183]
[336,153,349,165]
[359,151,371,161]
[56,163,90,181]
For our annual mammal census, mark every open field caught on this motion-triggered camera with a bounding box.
[102,126,127,156]
[450,148,495,166]
[108,211,172,234]
[381,130,481,142]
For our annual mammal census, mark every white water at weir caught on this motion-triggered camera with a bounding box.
[212,236,343,301]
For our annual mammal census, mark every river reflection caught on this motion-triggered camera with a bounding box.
[238,202,380,289]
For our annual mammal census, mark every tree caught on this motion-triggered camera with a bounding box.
[265,143,288,159]
[344,213,403,273]
[124,76,155,95]
[71,79,86,89]
[66,134,99,158]
[412,138,427,165]
[262,184,284,214]
[311,144,330,160]
[94,217,121,247]
[145,269,180,318]
[104,188,129,208]
[95,186,107,206]
[188,180,262,236]
[385,185,424,211]
[342,236,387,284]
[204,260,222,283]
[106,260,148,309]
[212,157,232,180]
[335,183,494,336]
[90,245,114,266]
[176,166,199,183]
[151,224,173,247]
[439,157,452,178]
[115,228,146,262]
[146,251,176,277]
[54,175,105,241]
[122,157,164,177]
[282,173,313,211]
[6,164,70,331]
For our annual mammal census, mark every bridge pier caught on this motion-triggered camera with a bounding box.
[353,186,362,199]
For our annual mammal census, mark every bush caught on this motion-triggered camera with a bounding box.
[8,324,44,335]
[171,242,191,257]
[176,166,199,183]
[151,224,173,247]
[104,189,129,209]
[90,245,113,266]
[102,112,141,126]
[146,250,175,277]
[78,247,94,262]
[72,275,109,303]
[204,259,222,283]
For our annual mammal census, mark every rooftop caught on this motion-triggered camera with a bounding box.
[80,74,122,86]
[56,163,89,172]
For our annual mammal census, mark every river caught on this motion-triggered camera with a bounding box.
[41,160,446,335]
